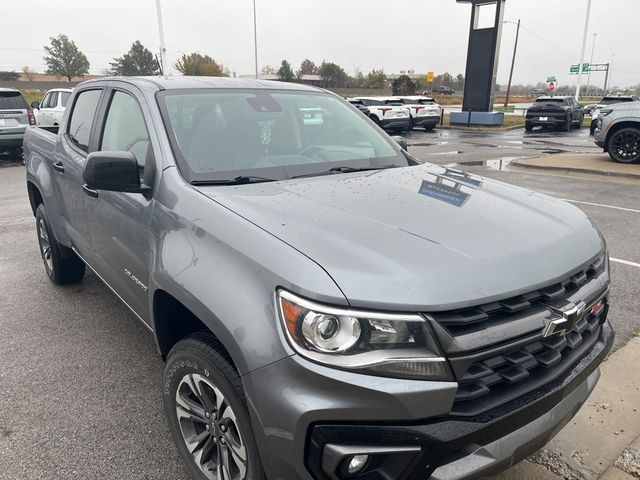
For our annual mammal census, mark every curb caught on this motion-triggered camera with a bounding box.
[510,158,640,181]
[438,124,524,132]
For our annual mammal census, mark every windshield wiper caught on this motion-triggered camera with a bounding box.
[191,175,276,186]
[291,165,397,179]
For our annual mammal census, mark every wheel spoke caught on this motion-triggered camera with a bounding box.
[219,445,234,480]
[186,429,210,455]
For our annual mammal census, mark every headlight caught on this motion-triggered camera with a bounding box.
[599,108,613,117]
[277,290,450,380]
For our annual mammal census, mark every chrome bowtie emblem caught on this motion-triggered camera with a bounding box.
[543,302,586,338]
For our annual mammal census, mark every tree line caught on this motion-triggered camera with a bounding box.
[6,33,471,93]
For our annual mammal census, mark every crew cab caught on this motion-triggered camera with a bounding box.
[25,77,613,480]
[349,97,411,132]
[0,87,35,160]
[396,96,442,130]
[525,96,585,132]
[589,95,638,134]
[31,88,73,127]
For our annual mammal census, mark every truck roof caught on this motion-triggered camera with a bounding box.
[79,76,323,92]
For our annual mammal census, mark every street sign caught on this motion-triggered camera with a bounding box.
[426,71,434,83]
[548,82,556,93]
[569,63,590,74]
[547,76,557,83]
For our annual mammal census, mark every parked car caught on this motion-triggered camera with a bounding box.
[583,104,599,116]
[588,95,638,135]
[594,100,640,163]
[0,88,35,160]
[31,88,73,127]
[525,96,585,132]
[530,88,547,96]
[349,97,411,132]
[396,96,442,130]
[346,99,371,117]
[25,77,613,480]
[433,86,455,95]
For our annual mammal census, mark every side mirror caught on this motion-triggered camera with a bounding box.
[391,135,408,150]
[31,101,40,109]
[83,151,148,193]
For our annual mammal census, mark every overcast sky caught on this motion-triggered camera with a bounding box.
[2,0,638,88]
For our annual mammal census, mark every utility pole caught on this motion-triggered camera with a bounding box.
[253,0,259,79]
[575,0,592,100]
[504,19,520,108]
[603,63,610,94]
[155,0,167,76]
[586,32,597,96]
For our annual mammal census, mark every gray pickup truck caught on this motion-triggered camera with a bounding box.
[24,77,613,480]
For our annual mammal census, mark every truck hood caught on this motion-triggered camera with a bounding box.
[196,164,604,311]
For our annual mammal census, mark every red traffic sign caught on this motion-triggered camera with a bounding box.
[548,82,556,93]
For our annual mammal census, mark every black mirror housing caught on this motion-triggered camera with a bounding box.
[31,101,40,109]
[83,151,144,193]
[391,135,408,151]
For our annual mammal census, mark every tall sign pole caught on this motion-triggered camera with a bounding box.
[575,0,592,100]
[253,0,259,79]
[504,19,520,108]
[155,0,167,76]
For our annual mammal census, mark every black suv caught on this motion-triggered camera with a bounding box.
[526,96,585,132]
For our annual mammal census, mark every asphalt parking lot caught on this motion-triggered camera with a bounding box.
[0,127,638,479]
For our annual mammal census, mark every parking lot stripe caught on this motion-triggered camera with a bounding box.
[610,258,640,269]
[563,199,640,214]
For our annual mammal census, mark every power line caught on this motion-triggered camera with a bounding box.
[517,24,581,60]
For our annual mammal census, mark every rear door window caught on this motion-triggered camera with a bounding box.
[67,90,102,153]
[0,91,28,110]
[48,92,59,109]
[60,91,71,107]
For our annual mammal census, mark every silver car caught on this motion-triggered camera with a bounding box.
[594,100,640,163]
[0,87,34,160]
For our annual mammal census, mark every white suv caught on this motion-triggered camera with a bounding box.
[32,88,73,127]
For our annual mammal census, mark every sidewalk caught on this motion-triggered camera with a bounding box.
[511,153,640,181]
[492,337,640,479]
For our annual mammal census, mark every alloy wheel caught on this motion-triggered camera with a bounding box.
[38,218,53,271]
[175,374,247,480]
[611,130,640,163]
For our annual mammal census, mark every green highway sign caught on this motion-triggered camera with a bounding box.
[570,63,590,74]
[546,76,557,83]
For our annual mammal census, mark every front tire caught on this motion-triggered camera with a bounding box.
[607,127,640,164]
[163,334,265,480]
[35,204,85,285]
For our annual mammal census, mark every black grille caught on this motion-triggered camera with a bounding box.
[450,301,607,416]
[432,254,606,338]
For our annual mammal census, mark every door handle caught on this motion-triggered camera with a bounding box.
[82,184,99,198]
[52,160,64,173]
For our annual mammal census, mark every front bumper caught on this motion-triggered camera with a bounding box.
[244,321,613,480]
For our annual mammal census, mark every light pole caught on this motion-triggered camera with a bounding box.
[253,0,259,79]
[575,0,592,100]
[155,0,168,76]
[586,33,597,96]
[503,19,520,109]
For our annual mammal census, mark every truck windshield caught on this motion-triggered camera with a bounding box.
[158,89,407,183]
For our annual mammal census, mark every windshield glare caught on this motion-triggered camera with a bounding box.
[159,89,406,183]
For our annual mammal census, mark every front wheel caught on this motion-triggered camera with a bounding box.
[163,334,266,480]
[607,127,640,164]
[35,204,85,284]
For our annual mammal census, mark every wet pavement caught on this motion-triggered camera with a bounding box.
[405,125,599,168]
